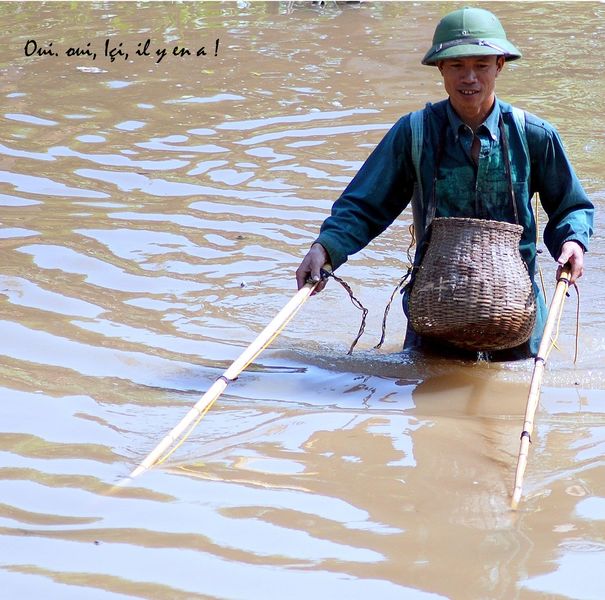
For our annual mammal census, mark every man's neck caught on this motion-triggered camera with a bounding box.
[450,97,497,132]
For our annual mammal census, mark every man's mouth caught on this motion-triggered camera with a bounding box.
[459,89,479,96]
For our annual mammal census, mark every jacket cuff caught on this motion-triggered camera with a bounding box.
[313,235,347,271]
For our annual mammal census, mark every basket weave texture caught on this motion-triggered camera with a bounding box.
[408,217,536,351]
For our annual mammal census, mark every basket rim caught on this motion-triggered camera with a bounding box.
[431,216,523,233]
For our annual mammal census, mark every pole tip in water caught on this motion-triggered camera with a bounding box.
[108,469,142,494]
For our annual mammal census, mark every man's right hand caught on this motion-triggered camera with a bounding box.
[295,243,330,294]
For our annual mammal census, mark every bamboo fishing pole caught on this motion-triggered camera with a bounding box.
[510,265,571,509]
[123,270,329,483]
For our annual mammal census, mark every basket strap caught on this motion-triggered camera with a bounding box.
[511,106,529,159]
[410,103,445,235]
[499,116,518,224]
[410,109,424,183]
[410,107,425,238]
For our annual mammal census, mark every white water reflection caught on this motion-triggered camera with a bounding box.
[0,171,108,198]
[4,113,58,126]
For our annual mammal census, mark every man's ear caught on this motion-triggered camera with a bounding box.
[496,56,505,75]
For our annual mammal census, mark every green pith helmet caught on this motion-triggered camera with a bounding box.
[422,7,522,66]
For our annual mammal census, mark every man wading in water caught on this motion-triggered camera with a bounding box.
[295,6,594,361]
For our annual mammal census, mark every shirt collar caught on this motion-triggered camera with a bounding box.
[446,98,501,142]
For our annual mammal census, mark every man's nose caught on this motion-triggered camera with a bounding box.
[461,68,477,82]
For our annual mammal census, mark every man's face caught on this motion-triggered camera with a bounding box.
[437,55,505,123]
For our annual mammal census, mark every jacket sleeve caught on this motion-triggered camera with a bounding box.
[527,116,594,258]
[314,116,415,270]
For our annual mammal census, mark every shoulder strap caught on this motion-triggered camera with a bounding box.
[410,108,424,193]
[511,106,530,159]
[409,108,425,237]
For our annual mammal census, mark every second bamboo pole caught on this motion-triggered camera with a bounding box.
[511,266,571,508]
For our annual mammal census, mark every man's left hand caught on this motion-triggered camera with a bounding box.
[557,240,585,284]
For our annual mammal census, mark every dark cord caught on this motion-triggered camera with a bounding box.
[320,269,368,355]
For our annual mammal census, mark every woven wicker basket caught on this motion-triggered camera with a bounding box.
[408,217,536,351]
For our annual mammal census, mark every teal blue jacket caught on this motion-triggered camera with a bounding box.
[315,98,594,358]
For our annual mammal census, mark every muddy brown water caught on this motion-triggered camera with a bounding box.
[1,2,604,599]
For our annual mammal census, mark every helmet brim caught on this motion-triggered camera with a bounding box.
[422,39,522,65]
